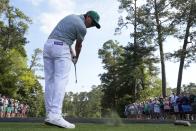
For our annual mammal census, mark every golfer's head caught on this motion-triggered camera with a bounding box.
[84,10,101,29]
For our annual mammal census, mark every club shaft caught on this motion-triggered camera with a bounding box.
[74,64,77,83]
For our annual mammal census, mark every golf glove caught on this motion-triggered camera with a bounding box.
[72,56,78,64]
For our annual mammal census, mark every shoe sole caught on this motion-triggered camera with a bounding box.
[44,121,64,128]
[44,121,75,129]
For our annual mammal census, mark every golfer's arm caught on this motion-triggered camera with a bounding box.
[75,40,82,59]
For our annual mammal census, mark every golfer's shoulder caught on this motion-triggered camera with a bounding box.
[65,14,79,20]
[65,14,84,24]
[71,15,86,33]
[62,14,86,34]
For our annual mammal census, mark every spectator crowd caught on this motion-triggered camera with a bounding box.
[124,93,196,120]
[0,94,29,118]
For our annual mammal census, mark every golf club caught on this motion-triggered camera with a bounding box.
[74,63,77,83]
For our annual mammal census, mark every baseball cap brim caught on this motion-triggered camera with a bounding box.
[93,20,101,29]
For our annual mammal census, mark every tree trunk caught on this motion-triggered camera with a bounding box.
[176,1,194,95]
[154,0,166,98]
[132,0,137,101]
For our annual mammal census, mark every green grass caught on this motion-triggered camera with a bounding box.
[0,122,195,131]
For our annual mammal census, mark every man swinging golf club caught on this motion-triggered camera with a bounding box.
[43,10,101,128]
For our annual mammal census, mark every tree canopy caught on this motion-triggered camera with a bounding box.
[0,0,43,117]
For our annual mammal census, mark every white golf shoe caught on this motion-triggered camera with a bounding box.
[45,114,75,129]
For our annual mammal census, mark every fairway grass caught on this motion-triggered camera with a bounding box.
[0,122,195,131]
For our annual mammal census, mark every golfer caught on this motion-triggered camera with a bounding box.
[43,10,101,128]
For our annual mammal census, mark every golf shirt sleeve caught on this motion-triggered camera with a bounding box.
[76,24,86,42]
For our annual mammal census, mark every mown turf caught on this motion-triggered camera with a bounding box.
[0,122,195,131]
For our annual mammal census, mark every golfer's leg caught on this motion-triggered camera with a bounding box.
[51,57,71,115]
[44,56,54,114]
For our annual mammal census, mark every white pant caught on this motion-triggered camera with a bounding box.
[43,39,71,115]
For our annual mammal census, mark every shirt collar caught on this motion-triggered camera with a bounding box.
[79,15,85,23]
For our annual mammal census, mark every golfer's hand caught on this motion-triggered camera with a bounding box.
[72,56,78,64]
